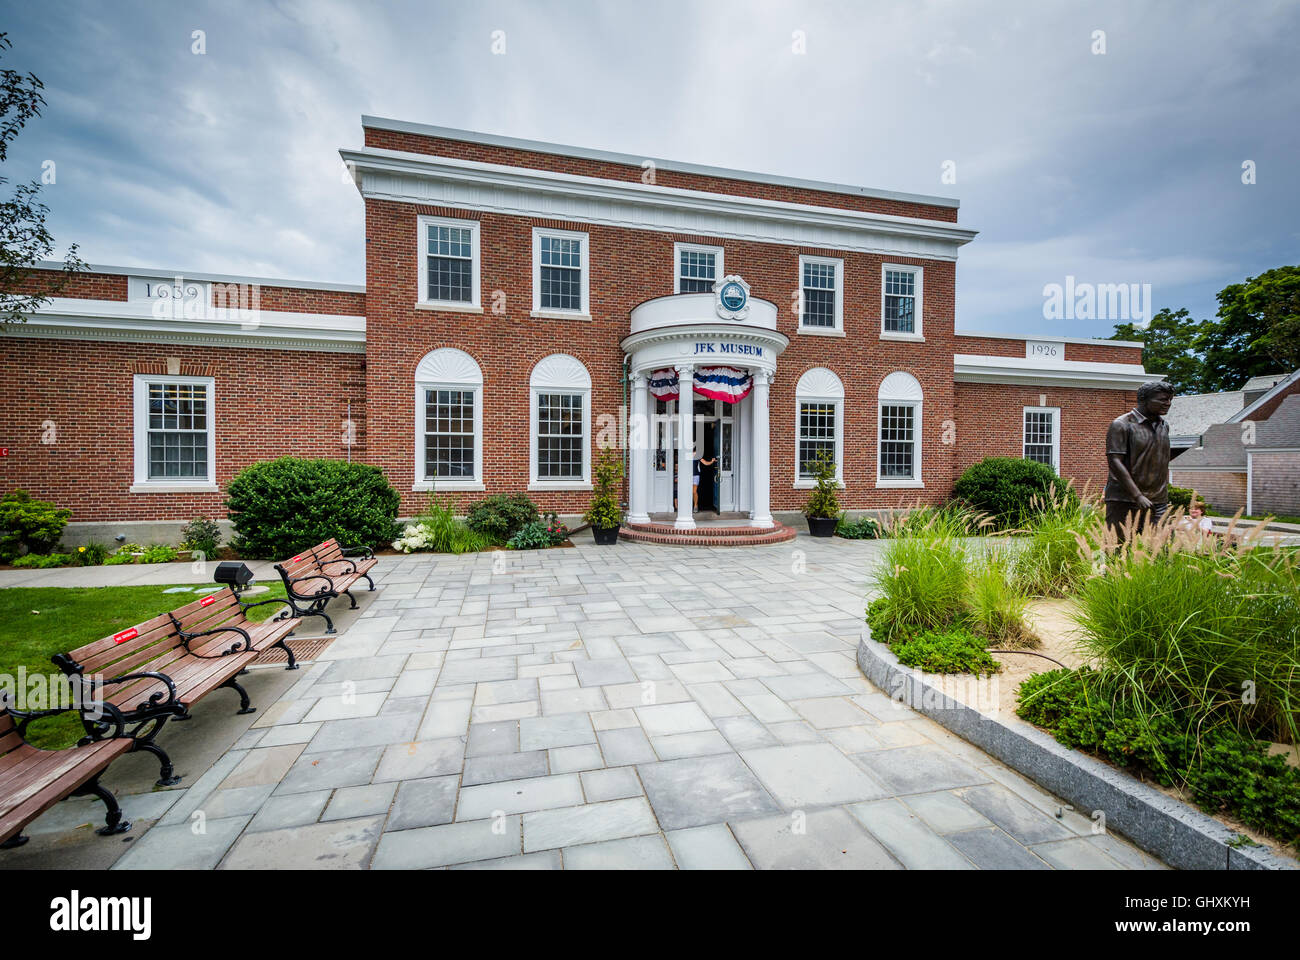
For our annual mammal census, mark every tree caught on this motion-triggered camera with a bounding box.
[1109,307,1210,395]
[0,33,85,325]
[1195,266,1300,392]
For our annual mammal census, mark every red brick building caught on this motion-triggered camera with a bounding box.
[1,116,1149,541]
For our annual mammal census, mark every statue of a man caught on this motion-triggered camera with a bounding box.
[1105,379,1176,537]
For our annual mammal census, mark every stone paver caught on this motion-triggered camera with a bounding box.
[10,538,1166,870]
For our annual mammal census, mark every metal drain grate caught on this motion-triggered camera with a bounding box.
[253,636,335,666]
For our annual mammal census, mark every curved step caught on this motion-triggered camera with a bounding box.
[618,522,798,547]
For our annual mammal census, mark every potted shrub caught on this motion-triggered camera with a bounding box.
[803,449,840,537]
[585,450,624,545]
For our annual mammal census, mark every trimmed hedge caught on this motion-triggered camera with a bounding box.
[225,458,400,559]
[952,457,1077,528]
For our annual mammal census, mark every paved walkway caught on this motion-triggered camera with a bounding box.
[6,536,1166,869]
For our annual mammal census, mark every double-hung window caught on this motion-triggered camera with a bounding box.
[876,371,924,487]
[529,354,592,489]
[882,264,923,337]
[674,243,723,293]
[1023,406,1061,471]
[418,216,480,309]
[799,255,843,332]
[132,375,216,491]
[532,228,589,316]
[794,367,845,487]
[414,348,484,491]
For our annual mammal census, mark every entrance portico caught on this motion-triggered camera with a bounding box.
[622,283,788,531]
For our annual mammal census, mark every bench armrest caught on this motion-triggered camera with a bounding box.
[238,596,295,617]
[285,573,338,599]
[318,557,359,575]
[10,700,127,743]
[100,671,181,715]
[339,543,375,560]
[177,624,254,658]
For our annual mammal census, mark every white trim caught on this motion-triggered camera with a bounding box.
[673,242,724,294]
[531,227,590,316]
[415,348,484,487]
[797,255,844,333]
[413,303,483,314]
[880,332,925,343]
[1246,450,1254,516]
[417,214,481,309]
[954,353,1151,390]
[882,263,923,338]
[955,328,1145,349]
[342,147,978,263]
[360,115,962,210]
[877,372,924,487]
[1228,368,1300,423]
[132,374,216,489]
[529,354,592,486]
[794,367,845,488]
[1022,405,1062,472]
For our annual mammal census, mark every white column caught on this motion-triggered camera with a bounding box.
[675,364,695,530]
[627,373,651,524]
[750,369,774,528]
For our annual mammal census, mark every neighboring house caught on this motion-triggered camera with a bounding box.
[1165,373,1291,458]
[1169,370,1300,515]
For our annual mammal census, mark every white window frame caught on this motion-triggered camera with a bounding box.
[531,227,591,319]
[881,263,924,341]
[131,374,217,492]
[416,215,482,311]
[793,367,845,489]
[673,242,724,294]
[529,354,593,490]
[876,371,924,488]
[414,348,484,492]
[797,254,845,335]
[1023,405,1061,472]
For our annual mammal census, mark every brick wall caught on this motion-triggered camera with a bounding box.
[952,383,1136,496]
[1249,452,1300,516]
[0,337,365,522]
[362,127,961,224]
[10,269,127,301]
[1170,471,1247,514]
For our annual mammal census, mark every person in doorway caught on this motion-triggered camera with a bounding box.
[672,444,718,513]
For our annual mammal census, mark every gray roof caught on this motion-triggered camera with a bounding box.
[1243,373,1289,392]
[1165,390,1247,438]
[1172,394,1300,468]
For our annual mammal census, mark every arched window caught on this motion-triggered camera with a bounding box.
[794,367,844,486]
[877,371,924,487]
[529,354,592,488]
[415,347,483,490]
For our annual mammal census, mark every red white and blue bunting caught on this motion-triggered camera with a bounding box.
[646,366,754,404]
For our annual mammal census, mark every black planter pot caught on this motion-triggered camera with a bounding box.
[592,524,620,545]
[806,515,838,537]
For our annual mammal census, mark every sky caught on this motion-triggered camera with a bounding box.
[3,0,1298,339]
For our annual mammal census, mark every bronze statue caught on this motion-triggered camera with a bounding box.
[1105,379,1175,537]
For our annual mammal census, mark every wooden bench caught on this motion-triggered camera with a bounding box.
[0,698,134,849]
[51,588,302,785]
[273,539,378,634]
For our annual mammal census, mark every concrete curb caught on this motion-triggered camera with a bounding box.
[856,630,1296,871]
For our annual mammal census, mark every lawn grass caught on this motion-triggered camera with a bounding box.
[0,581,288,748]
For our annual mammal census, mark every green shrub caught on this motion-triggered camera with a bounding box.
[508,519,564,550]
[836,515,881,540]
[967,546,1033,646]
[180,516,222,558]
[393,498,491,554]
[893,627,1002,676]
[1018,668,1300,846]
[11,552,73,569]
[1168,485,1208,511]
[0,489,71,562]
[953,457,1078,529]
[466,493,540,543]
[583,450,624,529]
[139,544,178,564]
[872,524,970,639]
[71,542,110,566]
[225,457,401,559]
[802,449,840,519]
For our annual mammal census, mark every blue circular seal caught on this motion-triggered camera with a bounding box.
[718,281,747,312]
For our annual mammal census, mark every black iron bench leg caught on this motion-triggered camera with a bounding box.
[132,716,181,786]
[343,589,358,610]
[275,636,299,671]
[221,675,256,715]
[362,573,375,591]
[307,600,336,635]
[0,834,29,849]
[71,775,132,836]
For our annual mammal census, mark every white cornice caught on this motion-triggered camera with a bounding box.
[620,323,790,354]
[340,147,978,262]
[954,353,1150,390]
[10,298,366,353]
[361,115,962,210]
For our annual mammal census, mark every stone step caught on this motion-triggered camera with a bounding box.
[618,523,798,547]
